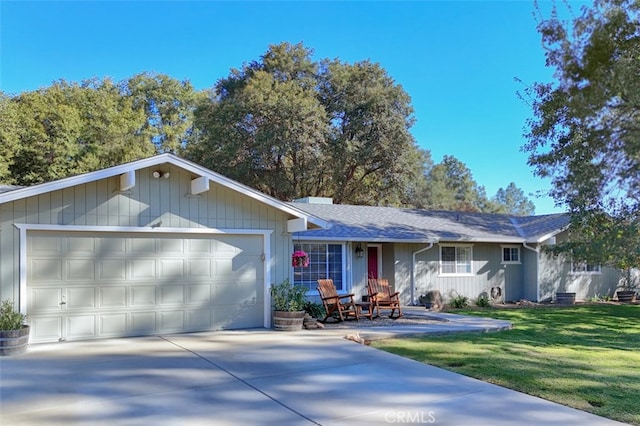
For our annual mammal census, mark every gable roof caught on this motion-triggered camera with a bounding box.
[0,154,328,229]
[290,202,569,244]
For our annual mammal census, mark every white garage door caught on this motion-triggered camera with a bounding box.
[27,232,264,343]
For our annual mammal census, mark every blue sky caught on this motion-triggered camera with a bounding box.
[0,1,585,214]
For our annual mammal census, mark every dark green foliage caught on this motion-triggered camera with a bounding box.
[0,300,26,330]
[523,0,640,265]
[270,279,307,312]
[303,301,325,319]
[449,293,469,308]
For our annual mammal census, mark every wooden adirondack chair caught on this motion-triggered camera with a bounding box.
[367,278,403,319]
[316,279,360,322]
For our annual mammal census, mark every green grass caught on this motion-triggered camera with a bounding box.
[371,304,640,425]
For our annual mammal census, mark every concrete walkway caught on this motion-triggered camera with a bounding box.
[0,313,625,425]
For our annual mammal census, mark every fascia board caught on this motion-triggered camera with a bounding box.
[0,153,328,230]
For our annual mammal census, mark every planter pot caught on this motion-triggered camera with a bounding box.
[0,325,30,356]
[273,311,305,331]
[556,292,576,305]
[616,290,636,303]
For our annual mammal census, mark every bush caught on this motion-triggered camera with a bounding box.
[0,299,26,330]
[303,301,325,319]
[450,293,469,309]
[270,279,307,312]
[476,294,491,308]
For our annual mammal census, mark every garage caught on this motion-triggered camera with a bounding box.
[26,231,264,343]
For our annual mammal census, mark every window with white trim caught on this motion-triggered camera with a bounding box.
[293,242,344,292]
[501,246,520,264]
[571,261,601,274]
[440,245,473,275]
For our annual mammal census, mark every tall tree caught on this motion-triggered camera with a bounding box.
[126,72,198,153]
[523,0,640,267]
[493,182,536,216]
[423,155,485,212]
[185,42,422,204]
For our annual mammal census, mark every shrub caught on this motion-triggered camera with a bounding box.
[450,293,469,309]
[270,279,307,312]
[303,301,325,319]
[0,300,26,330]
[476,294,491,308]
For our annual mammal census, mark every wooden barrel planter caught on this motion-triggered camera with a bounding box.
[273,311,305,331]
[616,290,636,303]
[556,292,576,305]
[0,326,30,356]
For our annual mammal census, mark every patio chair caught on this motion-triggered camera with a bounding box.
[367,278,403,319]
[316,279,360,322]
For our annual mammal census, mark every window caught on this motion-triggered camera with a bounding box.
[293,243,344,292]
[501,246,520,264]
[440,245,472,275]
[571,262,601,274]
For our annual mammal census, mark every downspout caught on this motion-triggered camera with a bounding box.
[523,242,539,302]
[411,243,434,305]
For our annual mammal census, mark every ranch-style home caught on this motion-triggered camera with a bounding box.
[0,155,624,343]
[289,197,624,307]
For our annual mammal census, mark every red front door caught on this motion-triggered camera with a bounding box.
[368,246,378,279]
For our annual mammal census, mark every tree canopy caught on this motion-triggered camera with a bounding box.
[185,42,424,205]
[0,73,197,186]
[0,42,536,217]
[523,0,640,268]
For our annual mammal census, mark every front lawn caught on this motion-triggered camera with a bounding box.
[371,304,640,425]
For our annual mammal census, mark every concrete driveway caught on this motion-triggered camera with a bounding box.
[0,325,624,425]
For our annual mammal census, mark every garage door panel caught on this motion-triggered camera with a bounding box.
[213,283,258,305]
[130,311,157,334]
[158,259,184,279]
[29,287,63,311]
[31,317,62,342]
[131,259,156,279]
[68,259,95,280]
[131,286,157,306]
[31,258,63,282]
[188,259,212,278]
[99,259,126,280]
[99,313,127,336]
[97,237,125,255]
[100,286,127,308]
[67,315,96,339]
[187,310,211,330]
[187,284,211,304]
[160,285,185,305]
[67,287,96,310]
[67,237,94,254]
[27,232,264,342]
[130,238,156,255]
[212,305,262,330]
[160,311,184,332]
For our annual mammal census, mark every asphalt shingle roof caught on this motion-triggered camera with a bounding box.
[290,202,569,243]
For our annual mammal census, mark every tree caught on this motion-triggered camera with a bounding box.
[493,182,536,216]
[422,155,485,212]
[126,72,198,153]
[523,0,640,267]
[185,42,423,205]
[0,75,198,185]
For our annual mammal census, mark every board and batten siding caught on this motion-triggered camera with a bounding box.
[0,165,294,305]
[409,242,516,304]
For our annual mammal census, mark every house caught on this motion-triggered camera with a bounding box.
[0,154,327,343]
[290,197,625,306]
[1,155,625,344]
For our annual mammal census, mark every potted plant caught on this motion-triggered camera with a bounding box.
[616,268,637,302]
[291,250,309,267]
[0,299,29,356]
[270,279,307,331]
